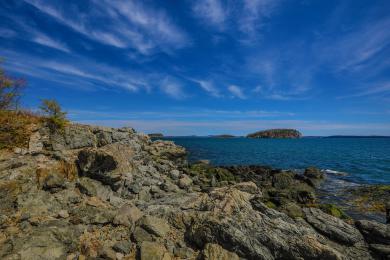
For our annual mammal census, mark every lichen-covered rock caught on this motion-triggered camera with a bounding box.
[140,241,171,260]
[303,207,363,245]
[201,243,239,260]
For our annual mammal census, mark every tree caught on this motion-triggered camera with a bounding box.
[0,60,25,110]
[39,99,68,130]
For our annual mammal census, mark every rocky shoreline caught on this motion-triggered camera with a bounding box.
[0,123,389,259]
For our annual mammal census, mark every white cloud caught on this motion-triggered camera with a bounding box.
[192,0,227,29]
[228,85,246,99]
[161,77,186,99]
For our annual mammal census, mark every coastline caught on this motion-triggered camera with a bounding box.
[0,123,389,259]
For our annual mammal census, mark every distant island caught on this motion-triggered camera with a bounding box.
[247,128,302,139]
[148,133,164,138]
[212,134,236,138]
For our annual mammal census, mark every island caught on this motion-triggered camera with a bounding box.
[148,133,164,138]
[247,128,302,138]
[212,134,236,138]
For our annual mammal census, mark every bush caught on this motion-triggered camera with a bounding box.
[0,110,42,149]
[39,99,68,131]
[0,61,25,110]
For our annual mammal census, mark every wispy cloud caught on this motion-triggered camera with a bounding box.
[239,0,281,41]
[192,0,227,30]
[160,77,186,99]
[228,85,246,99]
[192,79,221,97]
[24,0,189,55]
[338,81,390,99]
[32,33,70,53]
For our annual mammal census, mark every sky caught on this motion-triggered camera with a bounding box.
[1,0,389,136]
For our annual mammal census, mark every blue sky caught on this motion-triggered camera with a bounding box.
[1,0,389,136]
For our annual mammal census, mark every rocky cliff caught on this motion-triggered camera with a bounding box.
[247,129,302,138]
[0,123,388,259]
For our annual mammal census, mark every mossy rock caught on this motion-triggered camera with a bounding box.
[319,204,350,220]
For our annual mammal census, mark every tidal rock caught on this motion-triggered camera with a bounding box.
[303,207,363,245]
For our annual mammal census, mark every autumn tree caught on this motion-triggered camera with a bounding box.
[0,60,25,110]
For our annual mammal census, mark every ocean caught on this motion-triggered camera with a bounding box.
[165,137,390,185]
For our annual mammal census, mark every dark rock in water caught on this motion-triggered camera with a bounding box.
[304,167,324,179]
[247,128,302,138]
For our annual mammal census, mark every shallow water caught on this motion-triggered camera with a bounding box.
[165,137,390,185]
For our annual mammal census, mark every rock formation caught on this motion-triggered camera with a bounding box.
[0,123,388,259]
[247,128,302,138]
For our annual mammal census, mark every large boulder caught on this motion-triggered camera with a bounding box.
[355,220,390,245]
[303,207,363,245]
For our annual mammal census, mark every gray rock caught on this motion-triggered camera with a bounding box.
[178,175,193,189]
[77,149,120,190]
[369,244,390,258]
[76,177,113,201]
[170,170,180,180]
[139,216,170,238]
[113,204,143,228]
[303,207,363,245]
[113,240,132,254]
[132,227,154,244]
[355,220,390,245]
[139,241,171,260]
[42,174,66,193]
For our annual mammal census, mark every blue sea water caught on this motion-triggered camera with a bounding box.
[165,137,390,185]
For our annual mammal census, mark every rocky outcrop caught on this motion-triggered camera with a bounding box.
[247,128,302,138]
[0,123,386,259]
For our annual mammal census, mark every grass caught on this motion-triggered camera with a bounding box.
[0,110,42,150]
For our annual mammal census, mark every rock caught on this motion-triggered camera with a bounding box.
[386,201,390,224]
[77,149,120,189]
[201,243,239,260]
[98,246,117,259]
[139,241,171,260]
[272,172,294,189]
[139,216,170,238]
[57,210,69,219]
[178,175,193,189]
[76,177,113,201]
[303,207,363,245]
[355,220,390,245]
[169,170,180,180]
[42,174,66,192]
[304,167,324,179]
[233,182,259,194]
[369,244,390,258]
[113,204,143,228]
[112,241,132,254]
[132,227,154,243]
